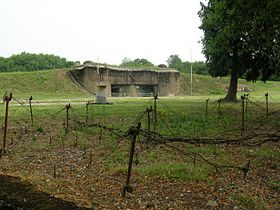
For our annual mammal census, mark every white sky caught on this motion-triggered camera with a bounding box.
[0,0,206,65]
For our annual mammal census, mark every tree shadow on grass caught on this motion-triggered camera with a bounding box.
[0,174,91,210]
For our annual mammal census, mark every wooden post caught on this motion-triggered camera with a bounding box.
[1,93,12,155]
[65,103,71,135]
[29,96,34,126]
[205,98,209,116]
[122,122,141,197]
[265,93,269,117]
[241,95,245,135]
[153,94,158,131]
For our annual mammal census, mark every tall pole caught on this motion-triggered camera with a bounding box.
[190,48,193,96]
[190,64,193,96]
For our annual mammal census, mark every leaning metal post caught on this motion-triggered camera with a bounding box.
[122,122,141,197]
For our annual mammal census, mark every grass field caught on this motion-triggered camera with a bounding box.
[0,68,279,101]
[0,69,279,209]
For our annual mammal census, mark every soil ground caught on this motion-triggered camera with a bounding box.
[0,141,279,209]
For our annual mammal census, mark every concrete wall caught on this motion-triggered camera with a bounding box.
[69,64,180,97]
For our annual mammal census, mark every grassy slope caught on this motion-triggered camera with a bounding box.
[0,69,279,100]
[182,73,280,99]
[0,69,91,100]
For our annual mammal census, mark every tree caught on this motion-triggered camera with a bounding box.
[199,0,280,102]
[0,52,74,72]
[167,55,184,72]
[120,58,154,68]
[192,61,209,75]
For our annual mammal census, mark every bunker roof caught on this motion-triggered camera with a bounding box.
[75,63,179,73]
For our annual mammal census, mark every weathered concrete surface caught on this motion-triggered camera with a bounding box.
[68,64,180,97]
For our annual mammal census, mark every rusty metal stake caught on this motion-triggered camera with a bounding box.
[29,96,34,126]
[217,98,222,119]
[245,94,249,120]
[265,93,269,117]
[153,94,158,131]
[122,122,141,197]
[146,106,152,149]
[65,103,71,135]
[241,95,245,135]
[1,93,12,155]
[205,98,209,116]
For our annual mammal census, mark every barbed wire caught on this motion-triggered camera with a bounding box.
[269,95,280,106]
[3,94,280,147]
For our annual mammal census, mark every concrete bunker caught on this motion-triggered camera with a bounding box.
[69,64,180,97]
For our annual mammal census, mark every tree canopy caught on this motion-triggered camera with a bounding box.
[167,55,184,72]
[120,58,154,68]
[0,52,74,72]
[167,54,208,75]
[199,0,280,101]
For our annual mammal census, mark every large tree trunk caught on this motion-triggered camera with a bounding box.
[224,67,238,102]
[224,45,239,102]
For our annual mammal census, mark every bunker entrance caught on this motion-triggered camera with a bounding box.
[111,85,156,97]
[138,85,155,97]
[111,85,130,97]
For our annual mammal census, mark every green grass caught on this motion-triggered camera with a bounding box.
[231,193,267,209]
[0,69,280,102]
[136,162,212,181]
[0,69,279,172]
[182,73,280,100]
[0,69,91,99]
